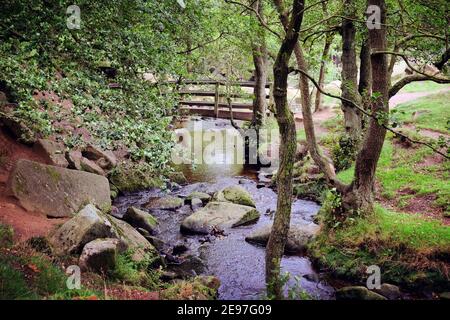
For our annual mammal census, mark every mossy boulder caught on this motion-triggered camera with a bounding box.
[7,159,111,218]
[49,204,117,255]
[336,286,387,300]
[123,207,158,234]
[109,162,164,192]
[167,171,188,185]
[107,216,157,262]
[214,185,256,208]
[180,201,260,234]
[245,223,319,253]
[146,195,184,211]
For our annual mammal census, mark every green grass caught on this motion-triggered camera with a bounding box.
[337,139,450,213]
[398,81,449,94]
[0,224,14,248]
[394,91,450,132]
[310,205,450,289]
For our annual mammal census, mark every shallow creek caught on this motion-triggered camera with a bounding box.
[114,118,335,300]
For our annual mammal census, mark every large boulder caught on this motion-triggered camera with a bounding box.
[245,223,319,253]
[336,286,387,300]
[180,201,260,234]
[145,195,184,211]
[33,139,68,168]
[49,204,117,255]
[123,207,158,234]
[214,185,256,207]
[7,159,111,218]
[79,238,127,273]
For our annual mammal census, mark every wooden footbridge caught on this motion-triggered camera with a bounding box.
[165,79,272,121]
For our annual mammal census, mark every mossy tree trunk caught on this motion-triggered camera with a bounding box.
[342,0,389,215]
[266,0,304,299]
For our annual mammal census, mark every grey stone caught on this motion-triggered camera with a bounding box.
[7,159,111,218]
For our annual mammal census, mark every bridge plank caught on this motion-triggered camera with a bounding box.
[180,101,253,109]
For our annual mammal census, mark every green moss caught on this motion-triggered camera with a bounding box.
[309,205,450,290]
[161,277,217,300]
[219,186,256,208]
[109,162,165,193]
[235,208,260,227]
[45,166,62,184]
[0,224,14,248]
[112,250,161,289]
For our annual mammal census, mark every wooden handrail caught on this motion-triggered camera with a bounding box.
[163,79,272,88]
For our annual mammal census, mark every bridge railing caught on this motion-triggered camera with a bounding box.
[163,79,272,119]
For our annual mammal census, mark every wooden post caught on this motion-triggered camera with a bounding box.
[214,82,219,118]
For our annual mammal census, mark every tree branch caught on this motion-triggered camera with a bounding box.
[290,67,450,159]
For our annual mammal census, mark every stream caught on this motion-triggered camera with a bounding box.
[114,118,335,300]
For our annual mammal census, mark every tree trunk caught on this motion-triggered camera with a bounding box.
[343,0,388,215]
[266,0,304,299]
[358,38,372,96]
[251,0,268,128]
[314,3,334,112]
[294,44,347,192]
[340,0,362,139]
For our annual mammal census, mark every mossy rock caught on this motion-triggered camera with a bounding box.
[146,195,183,211]
[214,185,256,208]
[109,163,164,193]
[123,207,158,234]
[336,286,387,300]
[167,171,187,185]
[180,201,260,234]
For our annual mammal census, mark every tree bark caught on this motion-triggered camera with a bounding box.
[343,0,388,215]
[340,0,362,139]
[314,35,333,112]
[251,0,268,128]
[314,2,334,112]
[294,45,346,192]
[266,0,304,299]
[358,38,372,96]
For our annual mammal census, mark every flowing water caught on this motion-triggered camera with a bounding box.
[114,117,335,300]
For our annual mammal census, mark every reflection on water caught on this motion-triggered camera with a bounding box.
[172,118,260,182]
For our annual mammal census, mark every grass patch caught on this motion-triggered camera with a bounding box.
[398,81,449,94]
[112,250,161,289]
[337,140,450,213]
[309,205,450,289]
[394,91,450,132]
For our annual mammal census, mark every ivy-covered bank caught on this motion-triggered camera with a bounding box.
[0,1,205,177]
